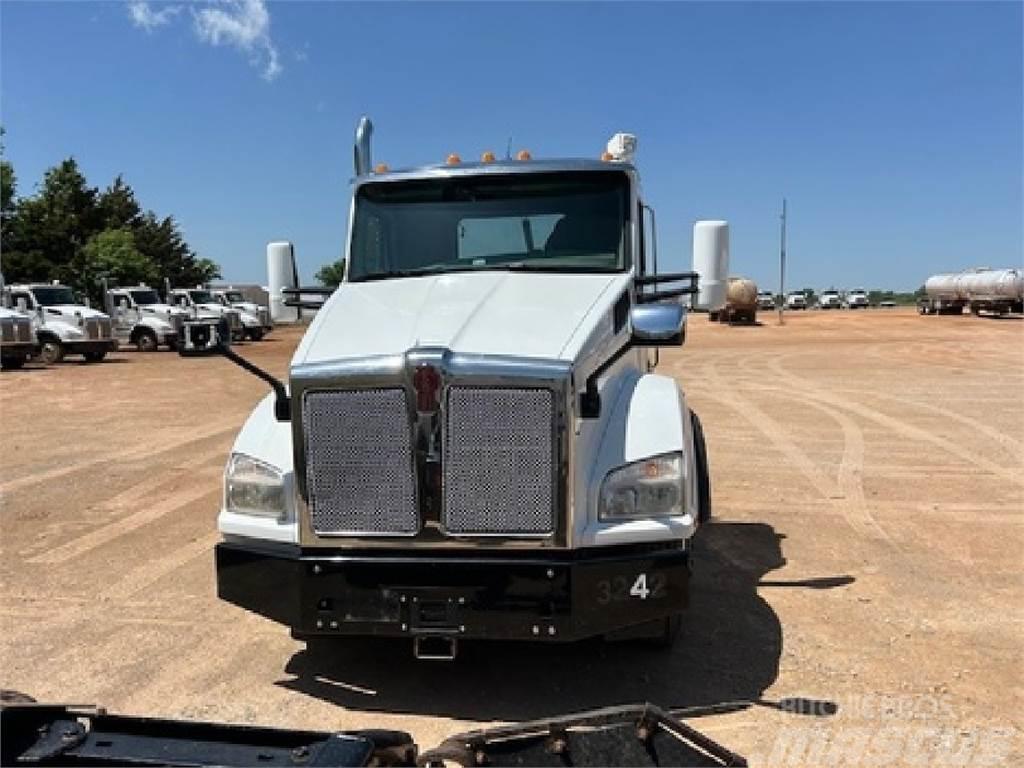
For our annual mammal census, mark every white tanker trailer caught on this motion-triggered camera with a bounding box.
[918,268,1024,316]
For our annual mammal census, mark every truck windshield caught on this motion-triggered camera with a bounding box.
[32,286,77,306]
[130,290,161,305]
[349,171,629,281]
[224,291,245,302]
[188,291,214,304]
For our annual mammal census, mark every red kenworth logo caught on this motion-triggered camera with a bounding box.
[413,364,442,412]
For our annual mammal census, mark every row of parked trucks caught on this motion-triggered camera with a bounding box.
[0,280,272,368]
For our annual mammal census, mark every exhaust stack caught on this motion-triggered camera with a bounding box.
[354,116,373,176]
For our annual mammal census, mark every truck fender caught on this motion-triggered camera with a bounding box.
[218,393,299,544]
[579,373,697,547]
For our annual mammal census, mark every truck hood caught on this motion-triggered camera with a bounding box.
[44,305,107,319]
[295,271,627,365]
[140,304,189,316]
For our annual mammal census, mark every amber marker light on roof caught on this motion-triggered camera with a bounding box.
[446,153,462,165]
[374,163,390,174]
[601,151,614,162]
[516,149,532,161]
[481,151,496,163]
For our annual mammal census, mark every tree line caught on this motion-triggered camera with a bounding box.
[1,135,219,307]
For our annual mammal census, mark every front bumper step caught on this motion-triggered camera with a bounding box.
[216,542,690,643]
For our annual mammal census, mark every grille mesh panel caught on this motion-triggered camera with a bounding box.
[303,389,418,535]
[444,387,555,534]
[0,320,13,343]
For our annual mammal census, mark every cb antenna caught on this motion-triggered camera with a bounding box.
[506,137,512,160]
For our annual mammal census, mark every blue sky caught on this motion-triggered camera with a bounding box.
[2,1,1021,290]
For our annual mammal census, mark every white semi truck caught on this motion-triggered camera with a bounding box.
[210,288,272,340]
[106,284,190,351]
[845,288,870,309]
[165,286,245,342]
[0,306,36,369]
[818,289,843,310]
[5,283,117,364]
[196,119,722,660]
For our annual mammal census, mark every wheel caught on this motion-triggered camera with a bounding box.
[136,329,159,352]
[247,327,264,342]
[691,410,712,523]
[166,337,178,352]
[1,356,26,370]
[83,350,107,363]
[38,339,64,365]
[708,311,719,322]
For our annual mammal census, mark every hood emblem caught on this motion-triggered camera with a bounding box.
[413,364,442,413]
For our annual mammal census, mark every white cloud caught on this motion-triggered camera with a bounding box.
[192,0,282,81]
[128,2,182,32]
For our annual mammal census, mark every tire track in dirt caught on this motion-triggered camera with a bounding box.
[697,360,893,545]
[762,354,1024,487]
[0,419,239,495]
[27,469,221,564]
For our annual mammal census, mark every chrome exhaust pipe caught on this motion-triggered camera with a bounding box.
[413,635,457,661]
[354,116,373,176]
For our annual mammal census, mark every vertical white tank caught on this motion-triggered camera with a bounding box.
[267,241,299,323]
[692,220,729,311]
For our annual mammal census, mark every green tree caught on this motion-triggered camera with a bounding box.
[133,211,220,287]
[97,175,142,230]
[80,228,158,303]
[315,258,346,287]
[2,158,102,286]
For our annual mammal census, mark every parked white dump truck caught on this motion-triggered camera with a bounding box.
[818,289,843,310]
[106,284,190,351]
[919,268,1024,316]
[845,288,869,309]
[757,291,776,311]
[198,119,724,659]
[166,286,245,342]
[5,283,116,363]
[210,288,272,341]
[785,291,808,310]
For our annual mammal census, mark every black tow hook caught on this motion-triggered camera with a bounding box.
[413,635,458,661]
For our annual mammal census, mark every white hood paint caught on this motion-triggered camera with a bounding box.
[45,305,107,319]
[295,272,630,365]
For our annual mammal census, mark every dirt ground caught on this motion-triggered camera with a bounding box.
[2,308,1021,765]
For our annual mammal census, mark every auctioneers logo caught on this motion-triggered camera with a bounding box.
[753,695,1016,767]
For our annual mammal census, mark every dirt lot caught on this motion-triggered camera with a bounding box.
[2,308,1021,765]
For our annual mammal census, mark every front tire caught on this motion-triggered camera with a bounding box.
[691,410,712,524]
[136,329,159,352]
[83,350,107,363]
[39,340,64,365]
[246,327,264,342]
[1,356,26,370]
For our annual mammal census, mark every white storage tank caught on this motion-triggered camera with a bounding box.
[692,220,729,312]
[267,241,300,323]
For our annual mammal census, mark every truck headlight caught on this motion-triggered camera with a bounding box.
[225,453,287,519]
[599,452,684,521]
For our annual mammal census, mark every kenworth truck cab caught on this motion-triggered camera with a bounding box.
[6,283,116,364]
[166,287,245,342]
[211,288,272,341]
[210,120,717,659]
[106,284,190,351]
[845,288,869,309]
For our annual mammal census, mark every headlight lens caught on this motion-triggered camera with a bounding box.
[225,453,287,519]
[599,452,684,521]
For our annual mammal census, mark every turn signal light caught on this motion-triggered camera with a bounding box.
[374,163,390,174]
[601,151,614,161]
[446,153,461,165]
[516,149,532,161]
[481,151,496,163]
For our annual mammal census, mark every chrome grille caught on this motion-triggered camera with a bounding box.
[0,319,13,343]
[98,317,112,338]
[16,319,32,342]
[443,387,555,535]
[302,388,418,535]
[84,318,99,339]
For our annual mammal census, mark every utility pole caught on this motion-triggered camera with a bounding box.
[778,197,787,326]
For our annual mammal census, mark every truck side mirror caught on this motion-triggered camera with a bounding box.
[630,302,686,346]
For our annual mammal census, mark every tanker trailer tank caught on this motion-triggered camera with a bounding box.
[920,268,1023,316]
[717,277,759,324]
